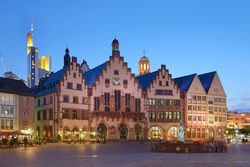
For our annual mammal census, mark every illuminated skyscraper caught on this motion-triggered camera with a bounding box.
[38,55,51,78]
[27,23,39,88]
[38,56,51,71]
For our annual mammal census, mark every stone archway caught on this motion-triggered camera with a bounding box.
[167,126,178,141]
[118,124,128,140]
[216,128,222,140]
[135,124,141,141]
[148,126,163,140]
[48,126,53,140]
[43,126,48,138]
[97,123,108,139]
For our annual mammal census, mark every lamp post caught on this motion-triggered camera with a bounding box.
[79,128,82,144]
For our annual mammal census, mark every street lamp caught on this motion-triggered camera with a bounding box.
[79,128,82,144]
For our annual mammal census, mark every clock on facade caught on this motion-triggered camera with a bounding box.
[113,77,120,85]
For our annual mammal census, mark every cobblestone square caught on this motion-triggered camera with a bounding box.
[0,143,250,167]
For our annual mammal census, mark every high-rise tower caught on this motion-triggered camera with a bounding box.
[27,23,39,88]
[138,51,150,75]
[38,55,51,79]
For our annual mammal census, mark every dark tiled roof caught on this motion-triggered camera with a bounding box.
[135,71,158,91]
[174,74,196,92]
[84,62,107,86]
[35,68,66,97]
[198,71,216,93]
[0,77,33,96]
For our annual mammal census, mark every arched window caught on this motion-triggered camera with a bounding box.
[125,107,130,112]
[73,73,76,78]
[149,126,162,140]
[43,126,48,137]
[167,126,178,141]
[97,123,107,139]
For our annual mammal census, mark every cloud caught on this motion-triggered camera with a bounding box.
[227,95,250,110]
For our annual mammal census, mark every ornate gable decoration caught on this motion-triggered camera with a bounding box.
[147,65,180,97]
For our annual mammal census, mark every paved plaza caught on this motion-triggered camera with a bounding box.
[0,143,250,167]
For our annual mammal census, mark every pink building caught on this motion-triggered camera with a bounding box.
[34,38,227,142]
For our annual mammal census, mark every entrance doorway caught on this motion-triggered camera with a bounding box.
[135,124,141,141]
[97,123,108,139]
[118,124,128,140]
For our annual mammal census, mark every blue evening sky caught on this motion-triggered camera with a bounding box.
[0,0,250,110]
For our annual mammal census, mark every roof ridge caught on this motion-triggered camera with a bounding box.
[174,73,197,80]
[198,71,217,76]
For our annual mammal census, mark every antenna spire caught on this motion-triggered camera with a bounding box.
[31,18,34,33]
[143,50,146,57]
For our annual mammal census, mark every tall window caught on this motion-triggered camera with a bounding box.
[177,112,180,120]
[1,119,4,129]
[173,112,177,120]
[37,111,41,120]
[125,93,131,106]
[73,96,79,104]
[43,110,47,120]
[43,97,46,105]
[114,90,121,111]
[123,80,128,85]
[82,97,88,104]
[77,84,82,90]
[63,95,69,102]
[73,110,78,119]
[63,109,68,119]
[105,79,110,84]
[67,82,73,89]
[104,93,110,105]
[38,99,41,106]
[135,98,141,112]
[49,109,53,120]
[94,97,100,111]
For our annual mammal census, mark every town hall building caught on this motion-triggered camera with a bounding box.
[34,38,227,142]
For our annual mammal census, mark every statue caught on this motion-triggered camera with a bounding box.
[179,120,184,142]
